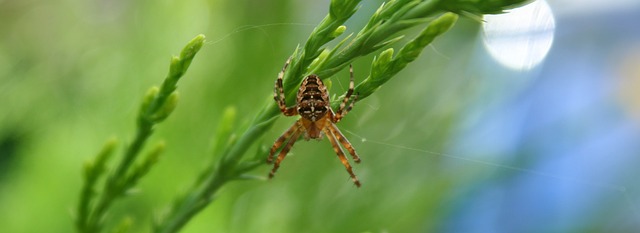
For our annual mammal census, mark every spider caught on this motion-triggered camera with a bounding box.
[267,57,362,187]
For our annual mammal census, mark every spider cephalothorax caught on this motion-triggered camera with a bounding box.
[267,57,362,187]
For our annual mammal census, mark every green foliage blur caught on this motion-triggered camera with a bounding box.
[0,0,487,232]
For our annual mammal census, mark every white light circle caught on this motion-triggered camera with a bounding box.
[482,0,556,70]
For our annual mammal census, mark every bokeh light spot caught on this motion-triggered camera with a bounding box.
[482,0,556,70]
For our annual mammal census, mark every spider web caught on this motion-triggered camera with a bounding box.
[342,126,640,229]
[204,22,640,230]
[205,23,316,54]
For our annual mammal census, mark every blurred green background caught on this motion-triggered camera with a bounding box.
[1,0,640,232]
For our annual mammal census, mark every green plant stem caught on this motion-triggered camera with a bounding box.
[76,139,116,232]
[156,173,225,233]
[316,1,441,79]
[112,123,153,186]
[76,34,204,233]
[154,107,279,233]
[86,124,152,229]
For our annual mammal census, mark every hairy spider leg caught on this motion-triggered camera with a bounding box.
[332,95,358,123]
[327,122,361,163]
[269,125,303,179]
[333,64,357,122]
[324,127,361,187]
[267,123,302,164]
[274,57,297,116]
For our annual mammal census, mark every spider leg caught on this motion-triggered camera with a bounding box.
[274,57,297,116]
[327,122,361,163]
[267,122,301,164]
[269,126,303,179]
[333,64,357,123]
[324,127,361,187]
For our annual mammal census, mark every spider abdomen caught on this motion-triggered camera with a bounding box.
[297,75,329,122]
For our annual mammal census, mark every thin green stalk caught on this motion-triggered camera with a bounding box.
[76,139,117,232]
[109,122,153,188]
[155,171,226,233]
[154,110,279,233]
[76,35,205,233]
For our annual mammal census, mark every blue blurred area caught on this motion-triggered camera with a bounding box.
[445,4,640,232]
